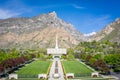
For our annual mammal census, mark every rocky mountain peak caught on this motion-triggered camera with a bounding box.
[115,18,120,24]
[0,11,85,49]
[48,11,57,18]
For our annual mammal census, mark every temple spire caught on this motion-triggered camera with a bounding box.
[55,35,58,49]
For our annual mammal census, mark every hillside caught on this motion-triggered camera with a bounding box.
[90,18,120,43]
[0,11,85,49]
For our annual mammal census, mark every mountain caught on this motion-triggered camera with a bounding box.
[0,11,85,49]
[90,18,120,43]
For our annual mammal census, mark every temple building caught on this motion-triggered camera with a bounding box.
[47,35,67,58]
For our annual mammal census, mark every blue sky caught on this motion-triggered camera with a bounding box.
[0,0,120,34]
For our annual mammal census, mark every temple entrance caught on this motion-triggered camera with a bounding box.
[53,54,61,59]
[54,56,60,58]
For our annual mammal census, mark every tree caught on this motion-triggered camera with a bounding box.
[0,64,4,73]
[67,48,74,54]
[93,54,102,60]
[68,53,74,60]
[89,57,97,65]
[93,59,110,73]
[81,54,87,61]
[39,53,45,59]
[86,55,92,62]
[46,55,52,59]
[104,53,120,72]
[61,55,67,59]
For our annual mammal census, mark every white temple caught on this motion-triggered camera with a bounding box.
[47,35,67,58]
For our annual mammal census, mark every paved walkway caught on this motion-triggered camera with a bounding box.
[48,58,64,80]
[110,71,120,79]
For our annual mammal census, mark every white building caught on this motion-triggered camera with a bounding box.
[47,35,67,58]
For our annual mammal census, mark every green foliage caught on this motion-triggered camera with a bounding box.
[0,49,19,63]
[46,55,52,59]
[34,53,39,58]
[39,53,45,59]
[104,53,120,72]
[81,54,87,60]
[89,58,97,65]
[67,53,74,60]
[67,48,74,54]
[67,48,76,59]
[61,55,67,59]
[93,54,102,60]
[38,48,47,54]
[86,54,92,62]
[26,54,32,60]
[114,67,120,72]
[0,53,6,63]
[75,40,120,55]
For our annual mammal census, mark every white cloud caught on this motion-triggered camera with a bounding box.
[87,15,111,26]
[84,32,96,36]
[79,15,112,33]
[0,9,21,19]
[71,4,85,9]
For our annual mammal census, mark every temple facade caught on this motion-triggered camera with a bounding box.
[47,35,67,58]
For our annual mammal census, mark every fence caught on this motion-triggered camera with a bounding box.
[6,74,47,80]
[73,73,111,80]
[18,74,37,78]
[74,73,91,77]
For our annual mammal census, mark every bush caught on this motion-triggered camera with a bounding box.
[81,54,87,61]
[89,58,97,65]
[61,55,67,59]
[46,55,52,59]
[86,55,92,62]
[39,53,45,59]
[114,67,120,72]
[68,53,74,60]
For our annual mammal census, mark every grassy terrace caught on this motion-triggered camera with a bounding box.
[16,60,51,75]
[62,61,93,74]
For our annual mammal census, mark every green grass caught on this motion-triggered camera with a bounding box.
[62,61,93,74]
[16,60,50,75]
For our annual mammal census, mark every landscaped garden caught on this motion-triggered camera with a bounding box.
[16,60,51,78]
[0,40,120,80]
[62,61,93,74]
[62,60,114,80]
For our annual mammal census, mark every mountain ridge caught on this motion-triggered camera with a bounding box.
[0,11,120,49]
[90,18,120,42]
[0,11,85,49]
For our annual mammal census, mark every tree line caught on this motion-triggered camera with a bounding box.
[0,48,36,76]
[67,40,120,74]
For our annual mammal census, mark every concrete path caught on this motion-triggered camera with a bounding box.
[48,59,55,80]
[48,58,64,80]
[110,71,120,79]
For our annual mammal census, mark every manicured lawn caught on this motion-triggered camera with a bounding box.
[62,61,93,74]
[16,60,51,75]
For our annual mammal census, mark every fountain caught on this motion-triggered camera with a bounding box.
[53,61,60,78]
